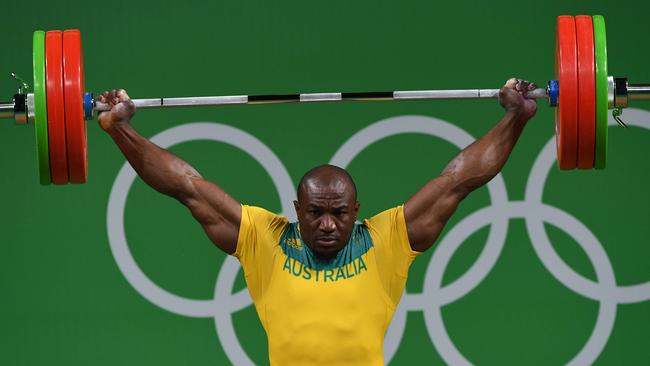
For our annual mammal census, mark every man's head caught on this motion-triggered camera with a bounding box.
[293,165,360,259]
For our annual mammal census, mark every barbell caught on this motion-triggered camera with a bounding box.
[1,15,649,185]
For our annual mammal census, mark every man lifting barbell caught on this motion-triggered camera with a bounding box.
[7,15,650,186]
[96,77,536,365]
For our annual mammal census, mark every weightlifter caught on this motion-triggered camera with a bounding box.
[97,78,537,366]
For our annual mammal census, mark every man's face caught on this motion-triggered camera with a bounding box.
[294,177,360,259]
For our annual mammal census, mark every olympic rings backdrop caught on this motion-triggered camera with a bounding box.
[1,1,649,365]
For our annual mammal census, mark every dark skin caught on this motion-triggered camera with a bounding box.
[98,78,536,256]
[293,165,360,259]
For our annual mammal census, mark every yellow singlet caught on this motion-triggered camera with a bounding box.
[234,205,420,366]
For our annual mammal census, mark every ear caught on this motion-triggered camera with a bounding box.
[293,200,300,214]
[354,201,360,216]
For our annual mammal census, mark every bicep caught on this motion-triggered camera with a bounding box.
[404,174,466,252]
[182,177,242,254]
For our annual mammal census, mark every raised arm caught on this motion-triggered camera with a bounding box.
[404,78,537,252]
[98,89,241,254]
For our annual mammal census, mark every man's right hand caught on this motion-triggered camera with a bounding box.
[498,78,537,121]
[97,89,136,132]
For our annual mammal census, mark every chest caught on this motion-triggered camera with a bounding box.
[260,250,390,362]
[272,250,383,300]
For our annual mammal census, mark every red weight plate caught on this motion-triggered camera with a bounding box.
[46,30,69,184]
[575,15,596,169]
[555,16,578,170]
[63,29,87,183]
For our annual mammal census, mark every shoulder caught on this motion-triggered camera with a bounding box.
[240,205,290,235]
[363,205,405,232]
[242,204,287,222]
[234,205,290,259]
[363,205,420,256]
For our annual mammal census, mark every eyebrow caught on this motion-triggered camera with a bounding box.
[306,204,348,210]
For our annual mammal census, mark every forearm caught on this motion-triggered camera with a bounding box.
[107,123,200,201]
[404,81,535,251]
[443,110,528,194]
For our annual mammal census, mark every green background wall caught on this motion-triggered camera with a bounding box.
[1,1,649,365]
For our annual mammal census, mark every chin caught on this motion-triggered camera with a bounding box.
[313,246,340,259]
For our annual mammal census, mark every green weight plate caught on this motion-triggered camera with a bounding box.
[593,15,608,169]
[33,30,51,184]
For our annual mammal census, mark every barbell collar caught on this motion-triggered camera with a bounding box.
[13,94,27,124]
[614,77,629,108]
[26,93,35,124]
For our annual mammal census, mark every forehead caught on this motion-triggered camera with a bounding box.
[301,178,354,203]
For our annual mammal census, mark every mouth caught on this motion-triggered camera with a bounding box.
[315,237,338,246]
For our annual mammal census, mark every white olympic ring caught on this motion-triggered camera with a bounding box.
[106,122,296,366]
[107,110,650,365]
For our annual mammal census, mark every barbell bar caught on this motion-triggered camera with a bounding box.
[2,15,650,185]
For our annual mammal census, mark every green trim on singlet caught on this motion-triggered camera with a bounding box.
[279,223,373,270]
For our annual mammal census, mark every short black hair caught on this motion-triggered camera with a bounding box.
[297,164,358,201]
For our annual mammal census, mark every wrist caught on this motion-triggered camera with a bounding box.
[505,108,531,123]
[504,108,522,120]
[106,120,133,137]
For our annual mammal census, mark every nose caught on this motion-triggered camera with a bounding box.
[319,214,336,233]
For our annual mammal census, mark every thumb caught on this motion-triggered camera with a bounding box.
[504,78,518,89]
[116,89,131,102]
